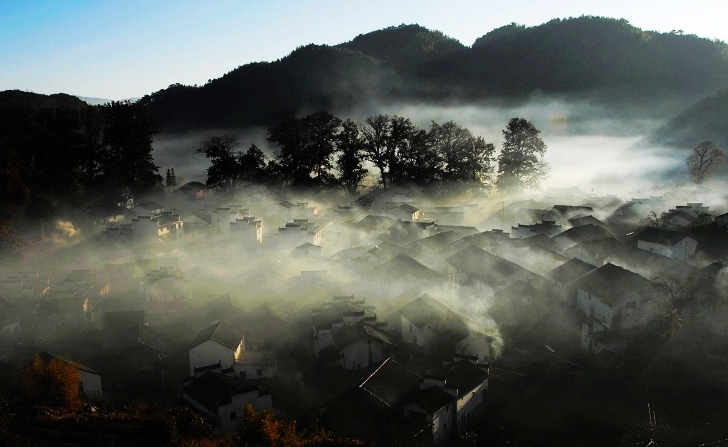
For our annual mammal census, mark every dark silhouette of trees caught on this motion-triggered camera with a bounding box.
[359,115,394,188]
[359,116,496,190]
[686,141,724,184]
[197,135,244,191]
[100,101,162,195]
[197,136,270,191]
[165,168,178,191]
[496,118,549,193]
[336,119,368,195]
[431,121,496,190]
[238,144,268,185]
[0,139,30,247]
[267,112,341,189]
[392,125,442,185]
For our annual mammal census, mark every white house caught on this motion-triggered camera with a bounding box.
[399,294,491,360]
[384,203,421,222]
[404,356,489,445]
[445,245,540,292]
[511,220,561,239]
[312,296,392,369]
[635,227,698,260]
[189,321,244,375]
[575,263,657,354]
[292,242,322,258]
[400,294,468,347]
[133,201,164,216]
[189,320,277,379]
[183,371,272,433]
[132,213,184,243]
[278,219,322,247]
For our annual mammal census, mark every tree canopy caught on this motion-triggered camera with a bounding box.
[686,141,724,184]
[496,118,549,193]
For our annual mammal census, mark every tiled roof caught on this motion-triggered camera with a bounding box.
[399,294,469,338]
[359,359,421,408]
[191,320,242,351]
[431,359,488,397]
[547,258,597,285]
[553,224,612,244]
[445,245,531,286]
[373,254,442,280]
[576,263,652,305]
[636,227,694,246]
[408,386,452,413]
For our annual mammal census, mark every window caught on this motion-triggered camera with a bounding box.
[230,412,237,421]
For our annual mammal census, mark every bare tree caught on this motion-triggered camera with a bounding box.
[686,141,724,184]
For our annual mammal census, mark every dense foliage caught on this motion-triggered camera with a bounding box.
[0,91,163,246]
[238,404,365,447]
[17,355,82,410]
[198,112,505,194]
[496,118,549,192]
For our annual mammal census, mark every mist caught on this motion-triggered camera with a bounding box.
[151,96,703,201]
[4,94,728,447]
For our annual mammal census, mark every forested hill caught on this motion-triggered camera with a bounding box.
[134,17,728,132]
[648,88,728,150]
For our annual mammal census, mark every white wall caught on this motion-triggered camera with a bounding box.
[401,315,435,346]
[80,371,102,400]
[456,381,486,430]
[637,238,697,259]
[189,340,238,375]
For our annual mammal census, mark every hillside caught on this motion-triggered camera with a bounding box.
[648,88,728,149]
[140,44,400,132]
[104,18,728,132]
[421,17,728,98]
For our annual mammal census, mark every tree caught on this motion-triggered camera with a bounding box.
[394,126,442,185]
[196,134,243,191]
[268,112,342,189]
[430,121,495,191]
[360,115,394,188]
[100,101,162,195]
[18,355,82,410]
[495,118,549,193]
[238,144,268,185]
[0,139,30,248]
[237,404,365,446]
[686,141,724,184]
[335,119,368,195]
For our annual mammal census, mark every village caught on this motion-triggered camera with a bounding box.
[1,181,728,446]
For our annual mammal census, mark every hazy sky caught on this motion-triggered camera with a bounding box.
[2,0,727,99]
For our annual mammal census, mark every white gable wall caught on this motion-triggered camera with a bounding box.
[79,371,102,400]
[189,339,240,375]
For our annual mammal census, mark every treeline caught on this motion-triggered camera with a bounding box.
[0,93,161,243]
[197,112,548,195]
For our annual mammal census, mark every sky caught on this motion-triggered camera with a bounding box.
[2,0,727,100]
